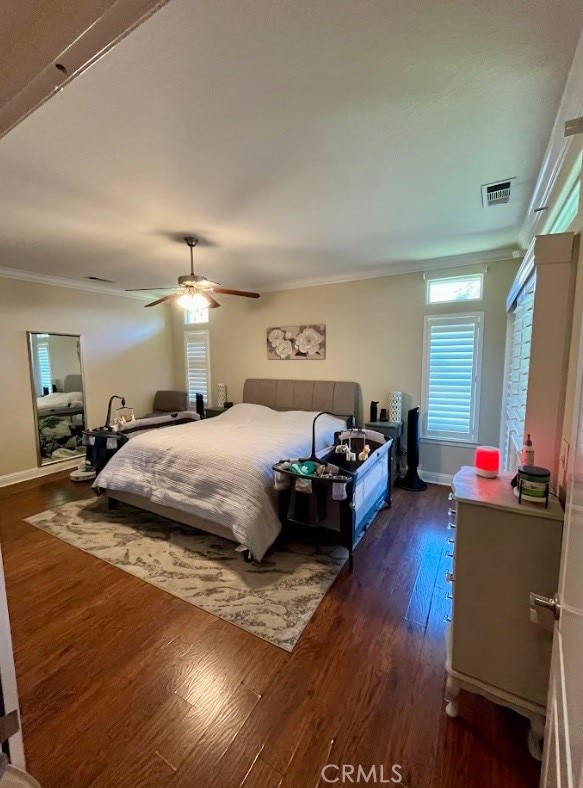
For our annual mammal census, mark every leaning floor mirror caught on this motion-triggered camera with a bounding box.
[27,332,87,466]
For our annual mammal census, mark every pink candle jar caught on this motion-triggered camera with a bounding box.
[474,446,500,478]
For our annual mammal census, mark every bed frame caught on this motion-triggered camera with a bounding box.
[242,378,359,416]
[105,378,362,560]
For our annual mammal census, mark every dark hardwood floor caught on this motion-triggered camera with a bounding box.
[0,478,540,787]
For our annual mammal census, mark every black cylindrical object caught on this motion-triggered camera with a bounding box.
[395,406,427,491]
[84,429,128,475]
[370,401,379,422]
[379,408,387,422]
[195,393,205,418]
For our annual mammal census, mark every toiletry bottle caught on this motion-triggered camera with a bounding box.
[521,434,535,466]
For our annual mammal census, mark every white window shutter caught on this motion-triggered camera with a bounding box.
[422,313,483,442]
[503,280,535,465]
[184,330,210,406]
[37,342,52,391]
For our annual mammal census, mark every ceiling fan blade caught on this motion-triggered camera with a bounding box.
[205,293,221,309]
[145,293,179,308]
[212,288,260,299]
[125,287,176,291]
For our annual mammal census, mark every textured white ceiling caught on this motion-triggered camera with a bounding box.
[0,0,581,291]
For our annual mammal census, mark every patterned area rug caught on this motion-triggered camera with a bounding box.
[25,498,347,651]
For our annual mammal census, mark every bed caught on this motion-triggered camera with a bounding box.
[94,379,359,561]
[36,374,84,417]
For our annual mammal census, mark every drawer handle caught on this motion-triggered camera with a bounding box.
[448,521,456,530]
[446,571,454,584]
[448,507,456,517]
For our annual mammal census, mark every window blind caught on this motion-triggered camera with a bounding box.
[184,330,210,405]
[503,279,535,468]
[37,342,52,392]
[422,314,482,442]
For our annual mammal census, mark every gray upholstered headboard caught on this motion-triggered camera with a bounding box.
[243,379,359,417]
[64,374,83,392]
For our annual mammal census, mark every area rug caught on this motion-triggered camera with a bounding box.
[25,498,348,651]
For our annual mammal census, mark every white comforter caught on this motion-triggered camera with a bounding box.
[94,403,345,560]
[37,391,84,413]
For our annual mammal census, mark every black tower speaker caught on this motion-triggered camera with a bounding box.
[395,406,427,492]
[195,393,205,418]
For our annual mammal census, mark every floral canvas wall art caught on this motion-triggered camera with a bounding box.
[267,325,326,360]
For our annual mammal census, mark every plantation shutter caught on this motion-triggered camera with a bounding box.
[37,342,52,392]
[423,314,482,441]
[503,278,535,468]
[184,330,210,405]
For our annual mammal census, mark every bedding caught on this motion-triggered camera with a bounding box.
[117,411,200,438]
[94,403,346,560]
[37,391,84,414]
[39,413,85,459]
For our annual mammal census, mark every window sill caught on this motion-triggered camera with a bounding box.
[421,437,479,449]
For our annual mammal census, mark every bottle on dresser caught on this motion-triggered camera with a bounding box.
[521,434,535,466]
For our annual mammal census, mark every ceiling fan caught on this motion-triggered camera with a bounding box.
[125,236,260,309]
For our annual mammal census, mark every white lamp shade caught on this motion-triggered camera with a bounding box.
[177,290,209,310]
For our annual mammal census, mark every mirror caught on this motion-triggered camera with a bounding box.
[27,332,86,466]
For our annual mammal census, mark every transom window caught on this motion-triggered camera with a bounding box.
[426,274,483,305]
[184,307,209,325]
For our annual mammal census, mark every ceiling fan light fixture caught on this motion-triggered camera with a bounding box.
[177,289,210,310]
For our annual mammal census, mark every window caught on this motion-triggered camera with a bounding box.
[184,307,209,325]
[37,341,52,392]
[184,330,210,405]
[502,277,535,470]
[426,274,483,305]
[422,313,483,442]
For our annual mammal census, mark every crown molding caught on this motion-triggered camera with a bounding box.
[0,0,170,141]
[519,28,583,248]
[0,265,153,300]
[258,246,522,293]
[0,247,522,301]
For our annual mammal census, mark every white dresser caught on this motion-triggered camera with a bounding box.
[445,466,563,758]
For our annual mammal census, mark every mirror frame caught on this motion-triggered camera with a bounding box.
[26,331,87,468]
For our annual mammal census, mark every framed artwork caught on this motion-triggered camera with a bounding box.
[266,324,326,360]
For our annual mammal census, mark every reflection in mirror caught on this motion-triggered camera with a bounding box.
[27,332,86,466]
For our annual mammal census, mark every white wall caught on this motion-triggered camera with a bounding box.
[172,260,517,479]
[0,276,174,477]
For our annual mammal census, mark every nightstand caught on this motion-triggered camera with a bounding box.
[364,421,403,483]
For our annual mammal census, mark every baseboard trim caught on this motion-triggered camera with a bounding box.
[0,459,80,489]
[418,470,453,487]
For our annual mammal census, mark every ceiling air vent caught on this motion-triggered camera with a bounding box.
[481,178,514,207]
[86,275,115,283]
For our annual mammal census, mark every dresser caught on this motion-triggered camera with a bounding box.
[446,466,563,759]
